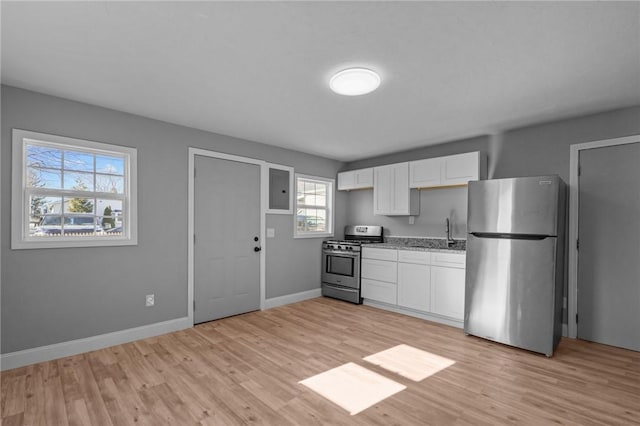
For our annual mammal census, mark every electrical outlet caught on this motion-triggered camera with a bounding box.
[145,294,155,307]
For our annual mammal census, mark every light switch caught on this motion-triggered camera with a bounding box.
[267,228,275,238]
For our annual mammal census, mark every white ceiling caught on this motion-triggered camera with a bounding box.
[2,2,639,162]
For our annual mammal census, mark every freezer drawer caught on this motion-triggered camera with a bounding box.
[468,176,561,236]
[464,234,558,355]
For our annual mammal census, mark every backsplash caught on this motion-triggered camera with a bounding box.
[345,186,468,239]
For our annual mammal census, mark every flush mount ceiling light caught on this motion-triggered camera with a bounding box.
[329,68,381,96]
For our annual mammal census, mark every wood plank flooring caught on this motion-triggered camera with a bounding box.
[2,297,639,425]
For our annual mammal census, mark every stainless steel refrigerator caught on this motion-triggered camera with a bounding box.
[465,175,566,356]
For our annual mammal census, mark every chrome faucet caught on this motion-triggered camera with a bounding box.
[445,218,455,247]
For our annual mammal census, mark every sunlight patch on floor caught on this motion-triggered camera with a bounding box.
[299,362,406,415]
[363,344,456,382]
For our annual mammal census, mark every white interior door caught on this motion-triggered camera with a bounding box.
[194,155,261,324]
[577,142,640,351]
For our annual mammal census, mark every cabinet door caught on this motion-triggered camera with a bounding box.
[337,170,356,191]
[410,157,442,188]
[373,165,392,214]
[430,266,466,320]
[361,258,397,283]
[398,262,431,311]
[338,168,374,190]
[390,163,410,214]
[374,163,416,215]
[354,168,374,188]
[441,152,479,186]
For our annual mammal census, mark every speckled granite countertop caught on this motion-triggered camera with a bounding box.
[366,237,466,253]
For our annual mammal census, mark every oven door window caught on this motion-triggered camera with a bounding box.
[326,254,355,277]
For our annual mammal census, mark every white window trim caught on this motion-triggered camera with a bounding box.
[11,129,138,249]
[293,173,335,239]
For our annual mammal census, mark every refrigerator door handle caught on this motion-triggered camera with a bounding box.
[469,232,551,240]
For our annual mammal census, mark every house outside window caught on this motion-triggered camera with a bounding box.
[11,129,137,249]
[294,174,334,238]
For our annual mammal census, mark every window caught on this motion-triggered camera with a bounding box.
[12,129,137,249]
[294,174,334,238]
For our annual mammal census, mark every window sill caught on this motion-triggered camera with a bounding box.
[293,232,334,239]
[12,237,138,250]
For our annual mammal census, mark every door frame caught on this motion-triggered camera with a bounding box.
[188,147,267,325]
[568,134,640,338]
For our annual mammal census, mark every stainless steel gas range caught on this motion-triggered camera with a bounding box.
[321,225,383,304]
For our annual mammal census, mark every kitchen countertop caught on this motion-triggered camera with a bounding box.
[366,237,466,253]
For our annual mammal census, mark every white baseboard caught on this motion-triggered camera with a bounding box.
[363,299,464,329]
[263,288,321,310]
[1,316,191,371]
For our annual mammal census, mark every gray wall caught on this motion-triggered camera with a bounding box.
[346,187,469,240]
[344,107,640,238]
[1,85,346,353]
[344,106,640,326]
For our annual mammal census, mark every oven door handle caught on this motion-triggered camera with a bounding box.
[322,250,360,257]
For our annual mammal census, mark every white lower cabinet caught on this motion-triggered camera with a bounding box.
[361,246,466,326]
[361,258,397,283]
[361,278,397,304]
[361,248,398,304]
[398,262,430,311]
[430,266,465,320]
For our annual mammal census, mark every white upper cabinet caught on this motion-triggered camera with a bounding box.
[409,157,442,188]
[373,163,419,216]
[337,168,374,191]
[410,151,481,189]
[441,151,480,186]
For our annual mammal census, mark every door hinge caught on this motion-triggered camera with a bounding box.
[576,313,578,323]
[194,168,196,178]
[576,239,579,250]
[193,234,196,244]
[578,165,581,176]
[193,300,196,311]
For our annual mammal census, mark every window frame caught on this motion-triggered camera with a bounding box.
[293,173,335,239]
[11,129,138,249]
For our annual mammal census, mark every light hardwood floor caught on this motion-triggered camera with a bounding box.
[2,297,639,425]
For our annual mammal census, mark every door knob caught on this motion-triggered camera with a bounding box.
[254,246,262,252]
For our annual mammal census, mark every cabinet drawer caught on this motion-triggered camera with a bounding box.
[431,252,466,268]
[361,258,397,283]
[362,247,398,261]
[362,278,397,304]
[398,250,430,264]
